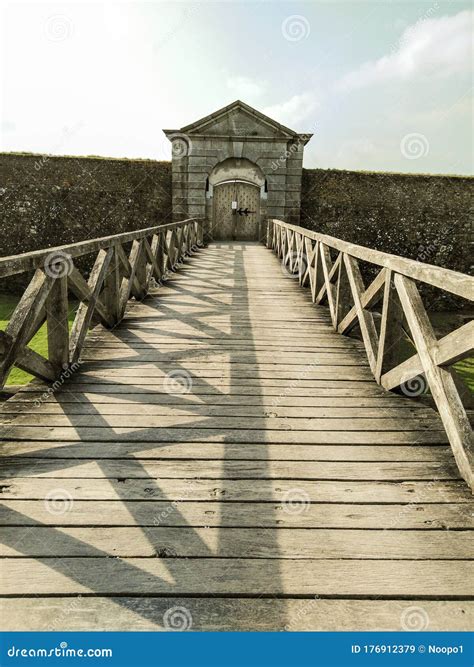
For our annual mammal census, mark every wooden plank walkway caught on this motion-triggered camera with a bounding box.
[0,242,473,631]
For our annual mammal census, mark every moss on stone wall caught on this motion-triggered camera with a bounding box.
[1,155,471,309]
[301,168,473,309]
[0,153,172,258]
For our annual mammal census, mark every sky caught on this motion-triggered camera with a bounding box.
[0,0,472,174]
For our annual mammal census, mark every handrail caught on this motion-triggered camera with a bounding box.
[0,218,204,391]
[266,218,474,490]
[0,219,200,278]
[268,221,472,300]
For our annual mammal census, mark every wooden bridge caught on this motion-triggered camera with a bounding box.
[0,218,473,631]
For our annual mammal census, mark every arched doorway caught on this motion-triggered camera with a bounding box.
[207,158,266,241]
[212,180,260,241]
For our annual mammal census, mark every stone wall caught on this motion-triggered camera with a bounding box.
[0,153,172,258]
[165,101,311,232]
[300,168,473,310]
[301,168,472,275]
[1,153,471,305]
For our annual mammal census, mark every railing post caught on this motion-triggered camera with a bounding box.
[156,232,166,280]
[335,253,352,327]
[375,270,405,382]
[46,275,70,374]
[266,219,273,249]
[176,227,184,264]
[102,245,121,326]
[183,224,190,255]
[132,240,147,298]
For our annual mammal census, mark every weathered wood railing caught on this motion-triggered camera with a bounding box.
[266,218,474,490]
[0,218,203,390]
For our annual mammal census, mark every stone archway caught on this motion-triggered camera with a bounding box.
[163,100,312,227]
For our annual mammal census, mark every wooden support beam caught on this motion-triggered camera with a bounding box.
[301,237,316,289]
[11,343,57,383]
[0,269,53,386]
[266,220,273,249]
[68,267,113,327]
[118,240,143,313]
[343,255,379,374]
[394,273,473,490]
[338,268,386,335]
[309,241,323,303]
[315,251,340,303]
[318,244,338,328]
[0,331,56,383]
[69,248,113,364]
[374,270,406,384]
[382,319,474,391]
[132,240,147,299]
[335,256,352,330]
[102,246,121,326]
[115,243,142,298]
[143,236,162,284]
[46,276,69,374]
[167,229,177,270]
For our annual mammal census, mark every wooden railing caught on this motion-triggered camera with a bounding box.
[266,218,474,490]
[0,218,203,391]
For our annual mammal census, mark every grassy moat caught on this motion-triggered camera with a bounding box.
[0,293,77,386]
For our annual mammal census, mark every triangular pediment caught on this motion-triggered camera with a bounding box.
[176,100,301,139]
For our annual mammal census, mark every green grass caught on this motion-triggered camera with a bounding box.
[0,293,77,386]
[398,335,473,394]
[454,358,474,392]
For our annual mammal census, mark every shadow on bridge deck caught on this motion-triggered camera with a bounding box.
[0,243,473,631]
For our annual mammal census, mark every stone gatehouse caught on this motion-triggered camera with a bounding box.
[163,100,312,241]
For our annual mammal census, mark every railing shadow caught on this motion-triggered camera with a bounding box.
[0,242,288,630]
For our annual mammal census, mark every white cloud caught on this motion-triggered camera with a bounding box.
[226,76,265,99]
[336,10,472,91]
[263,93,319,128]
[389,95,472,127]
[333,138,380,168]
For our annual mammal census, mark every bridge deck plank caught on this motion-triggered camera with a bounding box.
[1,242,472,630]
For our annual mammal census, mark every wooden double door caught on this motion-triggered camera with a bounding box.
[212,181,260,241]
